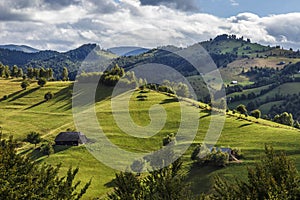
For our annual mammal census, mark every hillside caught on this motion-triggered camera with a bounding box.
[1,79,300,198]
[0,44,117,80]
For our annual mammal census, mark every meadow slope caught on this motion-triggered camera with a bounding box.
[1,79,300,199]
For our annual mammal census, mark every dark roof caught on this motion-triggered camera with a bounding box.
[55,132,88,144]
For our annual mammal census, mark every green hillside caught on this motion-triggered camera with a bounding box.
[1,79,300,199]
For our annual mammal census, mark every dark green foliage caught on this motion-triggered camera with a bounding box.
[44,91,54,101]
[26,131,41,147]
[162,133,176,146]
[130,159,146,174]
[21,80,30,90]
[2,95,8,100]
[0,135,91,200]
[213,145,300,200]
[108,159,194,200]
[196,147,229,167]
[38,77,47,87]
[273,112,294,126]
[40,142,54,157]
[236,104,247,115]
[191,144,201,160]
[251,109,261,119]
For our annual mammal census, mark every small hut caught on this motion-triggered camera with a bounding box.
[55,132,88,146]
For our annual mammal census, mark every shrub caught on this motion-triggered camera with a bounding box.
[162,133,176,146]
[251,109,261,119]
[40,142,54,157]
[44,91,54,101]
[21,80,30,90]
[2,95,8,100]
[38,78,47,87]
[196,147,229,167]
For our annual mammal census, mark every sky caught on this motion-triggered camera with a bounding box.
[1,0,300,51]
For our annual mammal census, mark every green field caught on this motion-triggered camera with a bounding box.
[228,82,300,114]
[1,79,300,199]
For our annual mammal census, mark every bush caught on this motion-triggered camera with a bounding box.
[44,91,54,101]
[196,147,229,167]
[251,109,261,119]
[191,144,201,160]
[40,142,54,157]
[162,133,176,146]
[21,80,30,90]
[2,95,8,100]
[38,78,47,87]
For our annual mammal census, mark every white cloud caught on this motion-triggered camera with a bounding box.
[0,0,300,51]
[229,0,239,6]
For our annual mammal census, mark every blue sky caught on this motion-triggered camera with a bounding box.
[198,0,300,17]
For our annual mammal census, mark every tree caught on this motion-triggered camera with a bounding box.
[62,67,69,81]
[38,78,47,87]
[251,109,261,119]
[11,65,18,77]
[236,104,247,116]
[40,142,54,157]
[4,65,10,78]
[27,67,34,79]
[17,68,23,78]
[108,158,193,200]
[44,91,54,101]
[26,132,41,147]
[213,145,300,199]
[21,80,30,90]
[0,135,91,199]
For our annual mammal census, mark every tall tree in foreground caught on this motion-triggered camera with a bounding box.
[213,145,300,199]
[108,158,193,200]
[0,135,91,200]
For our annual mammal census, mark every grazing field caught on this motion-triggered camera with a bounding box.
[1,79,300,199]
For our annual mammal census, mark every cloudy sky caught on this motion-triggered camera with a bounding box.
[1,0,300,51]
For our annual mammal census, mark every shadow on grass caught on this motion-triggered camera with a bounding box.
[0,90,23,102]
[29,145,72,163]
[9,87,40,102]
[238,123,252,128]
[52,84,74,111]
[187,163,222,195]
[104,177,116,188]
[160,98,178,104]
[25,100,47,110]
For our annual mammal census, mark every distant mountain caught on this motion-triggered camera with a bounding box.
[0,44,40,53]
[108,46,150,56]
[0,43,117,80]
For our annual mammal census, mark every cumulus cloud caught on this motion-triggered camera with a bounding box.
[139,0,199,12]
[0,0,300,51]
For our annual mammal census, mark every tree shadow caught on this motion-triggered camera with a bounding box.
[104,177,117,188]
[160,98,178,104]
[25,100,47,110]
[238,123,252,128]
[0,90,23,102]
[9,87,40,102]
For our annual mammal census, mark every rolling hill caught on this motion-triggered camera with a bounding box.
[0,44,40,53]
[1,78,300,199]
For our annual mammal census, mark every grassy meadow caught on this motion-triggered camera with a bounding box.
[1,78,300,199]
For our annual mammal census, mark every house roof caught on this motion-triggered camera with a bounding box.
[55,132,88,143]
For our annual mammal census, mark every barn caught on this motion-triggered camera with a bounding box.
[55,132,88,146]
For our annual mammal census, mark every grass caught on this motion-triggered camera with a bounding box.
[229,82,300,112]
[1,78,300,198]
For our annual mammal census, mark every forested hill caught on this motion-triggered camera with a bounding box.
[0,44,117,80]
